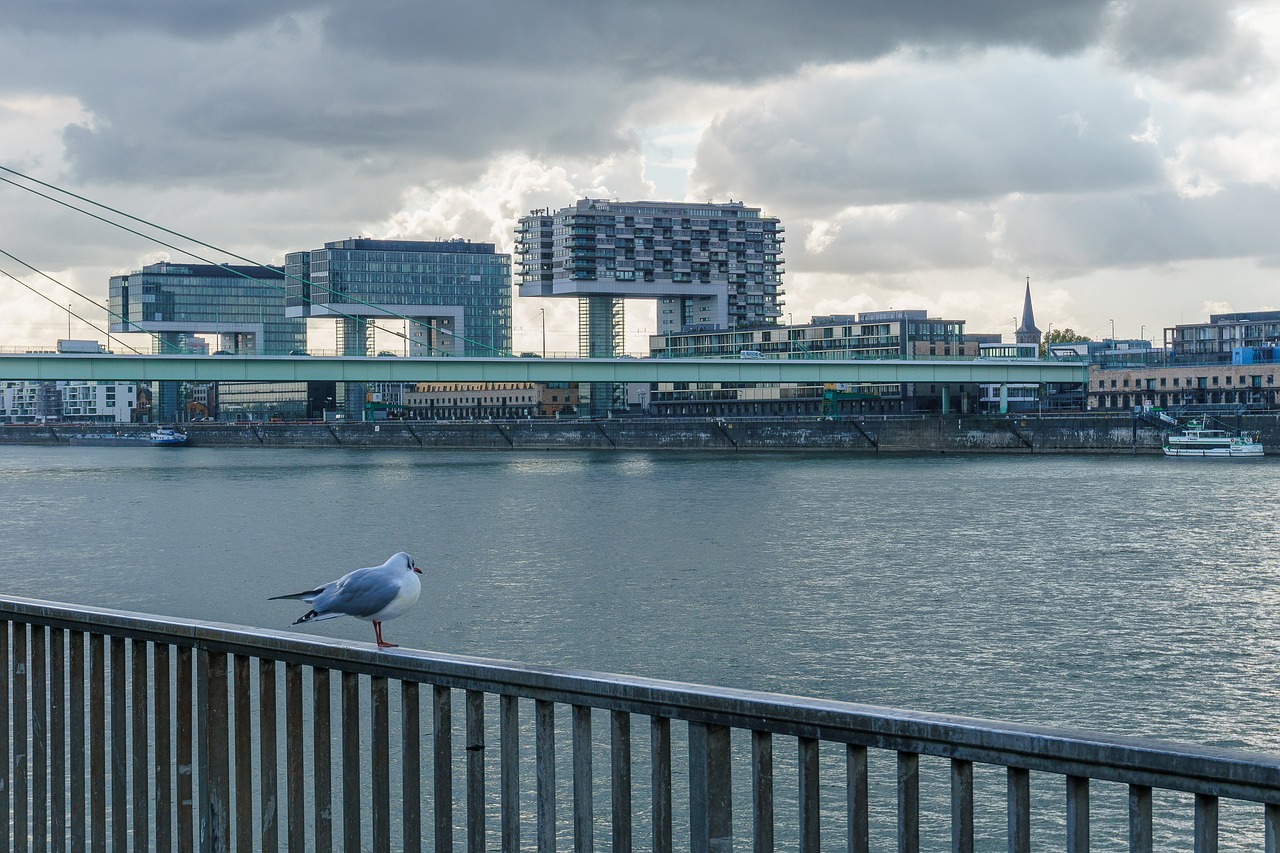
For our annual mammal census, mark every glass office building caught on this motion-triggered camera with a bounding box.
[109,263,304,355]
[284,238,512,358]
[284,238,512,418]
[109,263,309,422]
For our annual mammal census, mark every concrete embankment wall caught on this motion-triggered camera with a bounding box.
[6,413,1277,453]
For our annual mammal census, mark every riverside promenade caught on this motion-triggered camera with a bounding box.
[3,595,1280,852]
[0,412,1246,454]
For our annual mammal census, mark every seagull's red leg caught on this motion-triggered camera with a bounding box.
[374,621,398,648]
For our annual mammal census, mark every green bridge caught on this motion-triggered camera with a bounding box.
[0,354,1088,386]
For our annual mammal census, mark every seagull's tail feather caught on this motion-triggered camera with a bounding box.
[290,609,345,626]
[270,588,325,602]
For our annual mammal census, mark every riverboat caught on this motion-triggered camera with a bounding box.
[69,432,149,447]
[149,427,188,447]
[1163,421,1263,458]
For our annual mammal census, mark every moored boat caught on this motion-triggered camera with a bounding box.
[69,432,150,447]
[1163,421,1263,458]
[149,427,188,447]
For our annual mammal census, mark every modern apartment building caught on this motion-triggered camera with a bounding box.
[517,198,784,413]
[1166,310,1280,364]
[0,380,137,424]
[649,311,965,359]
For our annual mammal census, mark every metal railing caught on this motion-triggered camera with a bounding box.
[3,594,1280,852]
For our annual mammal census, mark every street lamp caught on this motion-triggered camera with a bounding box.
[540,307,546,358]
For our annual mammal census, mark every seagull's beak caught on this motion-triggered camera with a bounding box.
[414,566,423,574]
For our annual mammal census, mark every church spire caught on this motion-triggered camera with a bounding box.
[1015,276,1041,346]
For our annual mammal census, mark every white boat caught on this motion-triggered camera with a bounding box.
[1163,421,1263,457]
[149,427,188,447]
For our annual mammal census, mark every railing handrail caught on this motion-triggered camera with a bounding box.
[4,593,1280,805]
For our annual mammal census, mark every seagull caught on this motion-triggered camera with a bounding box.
[270,552,423,648]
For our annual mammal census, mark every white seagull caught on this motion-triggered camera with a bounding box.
[271,552,423,648]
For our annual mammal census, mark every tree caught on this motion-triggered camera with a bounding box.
[1041,328,1092,357]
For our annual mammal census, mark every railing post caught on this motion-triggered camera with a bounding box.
[313,668,333,852]
[372,676,391,853]
[898,751,919,853]
[799,737,819,853]
[951,758,973,853]
[652,716,672,853]
[284,663,304,853]
[572,705,593,853]
[500,695,519,853]
[611,710,633,853]
[1066,775,1089,853]
[1128,784,1152,853]
[847,745,868,853]
[14,622,28,853]
[155,644,172,853]
[751,731,773,853]
[689,722,732,853]
[435,685,455,853]
[33,625,47,853]
[466,690,486,853]
[1194,794,1218,853]
[535,699,555,853]
[198,648,230,853]
[110,637,127,852]
[402,682,422,853]
[1008,767,1030,853]
[1,621,9,853]
[341,671,360,852]
[50,628,66,853]
[133,641,151,853]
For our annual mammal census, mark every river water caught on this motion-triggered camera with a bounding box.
[3,446,1280,849]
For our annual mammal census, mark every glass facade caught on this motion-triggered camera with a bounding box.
[284,238,512,358]
[109,263,304,355]
[109,262,308,422]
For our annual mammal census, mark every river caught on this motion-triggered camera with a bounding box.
[3,446,1279,848]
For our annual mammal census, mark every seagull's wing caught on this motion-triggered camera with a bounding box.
[310,566,401,619]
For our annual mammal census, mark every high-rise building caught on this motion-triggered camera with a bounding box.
[109,262,304,355]
[284,237,512,418]
[516,198,784,412]
[108,262,307,421]
[284,238,512,358]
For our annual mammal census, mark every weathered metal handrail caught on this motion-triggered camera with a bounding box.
[3,594,1279,852]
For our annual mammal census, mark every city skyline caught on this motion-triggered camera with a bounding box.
[1,1,1278,353]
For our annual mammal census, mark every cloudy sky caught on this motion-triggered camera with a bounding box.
[1,0,1277,354]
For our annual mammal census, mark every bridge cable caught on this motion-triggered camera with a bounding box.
[0,171,454,357]
[0,166,508,356]
[0,247,148,354]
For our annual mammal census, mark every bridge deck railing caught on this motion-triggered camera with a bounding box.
[3,595,1279,853]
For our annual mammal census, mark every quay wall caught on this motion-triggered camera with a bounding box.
[4,413,1276,453]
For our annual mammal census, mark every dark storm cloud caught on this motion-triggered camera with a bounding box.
[1106,0,1269,90]
[2,0,1251,192]
[3,0,315,39]
[692,55,1164,211]
[324,0,1115,78]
